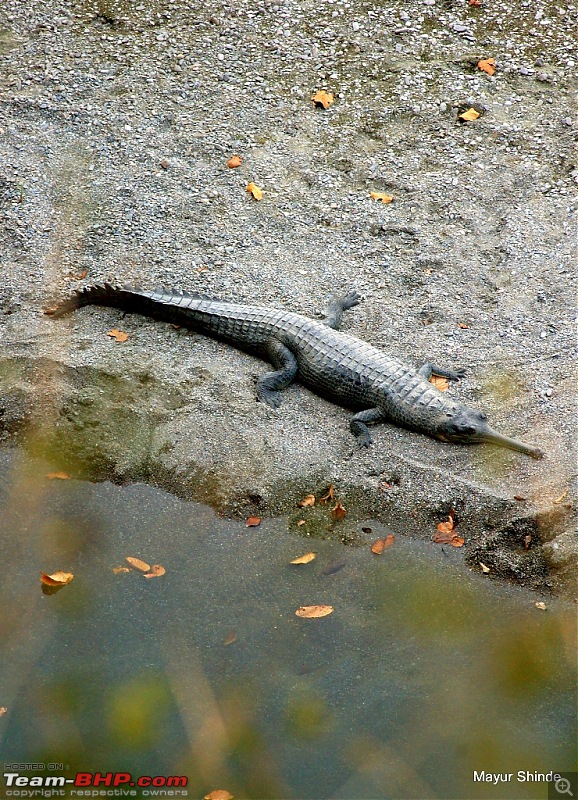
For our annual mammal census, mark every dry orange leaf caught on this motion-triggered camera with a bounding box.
[40,571,74,586]
[223,630,237,646]
[295,605,334,618]
[204,791,234,800]
[430,375,450,392]
[246,182,263,200]
[319,484,335,503]
[107,329,128,342]
[458,107,480,121]
[296,519,306,527]
[298,494,316,508]
[369,191,394,204]
[469,0,481,5]
[449,536,465,547]
[246,516,261,527]
[477,58,496,76]
[227,155,242,168]
[331,501,347,521]
[458,322,469,329]
[126,556,151,572]
[113,566,131,574]
[69,269,87,280]
[46,471,70,480]
[371,534,396,554]
[311,89,334,109]
[437,509,455,533]
[290,552,317,565]
[143,564,166,579]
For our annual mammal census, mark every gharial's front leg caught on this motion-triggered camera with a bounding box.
[323,291,362,330]
[256,338,299,408]
[418,362,466,382]
[349,407,385,448]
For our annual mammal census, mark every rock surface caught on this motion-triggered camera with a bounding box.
[0,0,575,595]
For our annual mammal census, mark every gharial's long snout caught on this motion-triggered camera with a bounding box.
[475,425,544,459]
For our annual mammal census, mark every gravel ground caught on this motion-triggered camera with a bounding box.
[0,0,576,594]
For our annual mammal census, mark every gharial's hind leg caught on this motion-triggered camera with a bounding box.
[418,362,466,382]
[323,291,362,330]
[256,338,299,408]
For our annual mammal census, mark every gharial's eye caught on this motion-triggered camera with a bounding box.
[479,413,487,422]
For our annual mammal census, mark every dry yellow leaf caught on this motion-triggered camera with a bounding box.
[311,90,334,109]
[107,329,128,342]
[296,519,306,527]
[458,107,480,121]
[553,489,568,504]
[227,154,242,168]
[40,571,74,586]
[112,566,131,574]
[298,493,316,508]
[369,191,394,204]
[246,182,263,200]
[295,605,334,618]
[480,562,491,573]
[46,471,70,480]
[477,58,496,76]
[126,556,151,572]
[290,552,317,565]
[535,602,547,611]
[204,791,234,800]
[430,375,450,392]
[0,707,7,716]
[143,564,166,579]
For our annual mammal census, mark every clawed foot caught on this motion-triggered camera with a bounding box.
[341,291,362,310]
[355,432,373,448]
[447,367,466,382]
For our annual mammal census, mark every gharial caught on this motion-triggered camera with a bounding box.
[46,285,544,460]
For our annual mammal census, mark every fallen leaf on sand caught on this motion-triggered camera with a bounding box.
[311,89,334,109]
[458,107,480,121]
[107,329,128,342]
[227,154,242,168]
[113,566,131,574]
[245,516,261,527]
[290,552,317,565]
[369,191,394,204]
[295,605,334,618]
[46,471,70,480]
[330,501,347,521]
[480,562,491,573]
[535,602,547,611]
[40,571,74,586]
[143,564,166,579]
[246,182,263,200]
[371,534,395,554]
[298,494,316,508]
[204,791,234,800]
[430,375,450,392]
[126,556,151,572]
[477,58,496,76]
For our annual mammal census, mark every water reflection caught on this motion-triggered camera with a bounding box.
[0,448,575,800]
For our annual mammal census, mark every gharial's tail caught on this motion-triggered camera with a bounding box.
[45,283,130,318]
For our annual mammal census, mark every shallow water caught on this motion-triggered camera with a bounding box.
[0,448,575,800]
